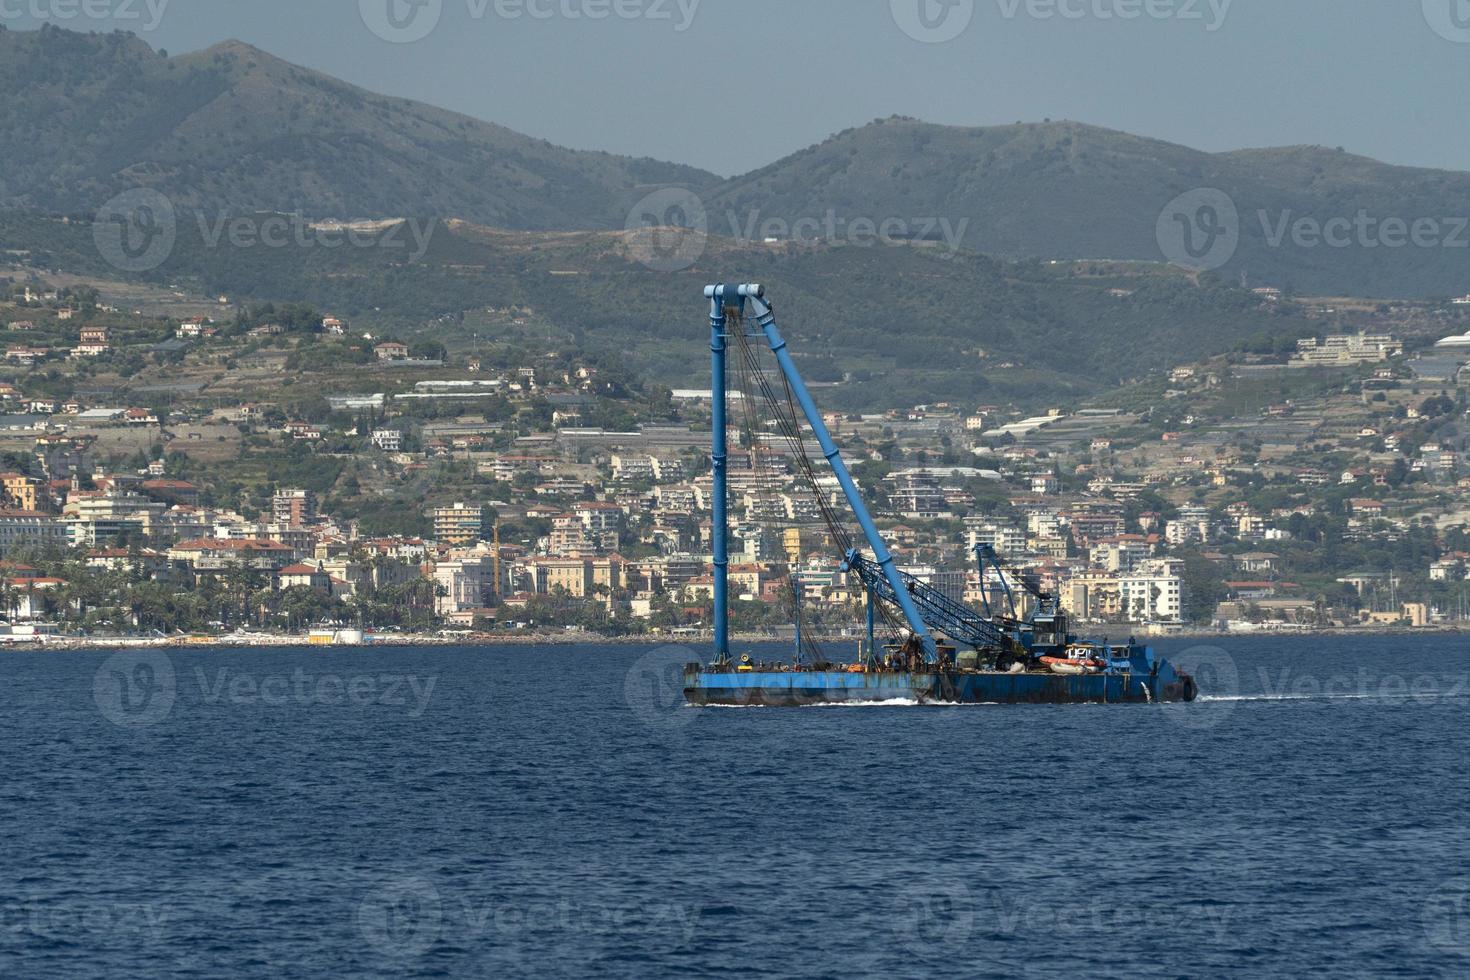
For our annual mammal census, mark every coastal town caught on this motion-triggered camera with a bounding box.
[2,278,1470,643]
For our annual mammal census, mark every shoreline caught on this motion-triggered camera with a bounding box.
[3,625,1469,650]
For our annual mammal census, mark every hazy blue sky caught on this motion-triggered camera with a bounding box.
[10,0,1470,176]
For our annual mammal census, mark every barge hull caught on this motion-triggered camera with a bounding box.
[685,668,1196,706]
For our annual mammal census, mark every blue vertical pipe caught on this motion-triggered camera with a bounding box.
[708,287,730,661]
[744,290,939,662]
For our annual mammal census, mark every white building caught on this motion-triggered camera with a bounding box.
[966,520,1027,558]
[432,555,497,614]
[1065,559,1184,624]
[0,510,68,554]
[1117,562,1185,623]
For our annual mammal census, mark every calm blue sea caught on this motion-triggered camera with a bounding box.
[2,635,1469,978]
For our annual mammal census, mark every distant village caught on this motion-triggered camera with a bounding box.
[2,279,1470,641]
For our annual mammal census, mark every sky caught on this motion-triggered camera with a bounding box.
[7,0,1470,177]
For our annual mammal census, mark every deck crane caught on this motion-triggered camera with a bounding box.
[708,282,941,664]
[691,283,1200,706]
[972,543,1071,655]
[708,283,1030,665]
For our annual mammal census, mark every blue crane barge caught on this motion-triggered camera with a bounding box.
[684,283,1198,706]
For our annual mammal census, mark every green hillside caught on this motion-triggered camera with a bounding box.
[0,209,1298,409]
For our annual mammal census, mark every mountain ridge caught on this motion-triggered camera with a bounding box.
[6,26,1470,296]
[0,25,716,229]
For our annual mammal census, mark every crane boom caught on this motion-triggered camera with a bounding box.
[843,551,1012,653]
[723,283,940,667]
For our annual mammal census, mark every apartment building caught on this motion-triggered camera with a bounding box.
[432,502,489,546]
[272,489,317,528]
